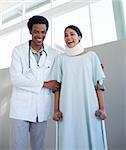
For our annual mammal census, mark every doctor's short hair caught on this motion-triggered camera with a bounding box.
[27,15,49,31]
[64,25,82,39]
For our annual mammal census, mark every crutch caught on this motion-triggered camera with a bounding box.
[56,122,59,150]
[102,120,108,150]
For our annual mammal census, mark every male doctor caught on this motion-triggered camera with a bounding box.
[9,15,60,150]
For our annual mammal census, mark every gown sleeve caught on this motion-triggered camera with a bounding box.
[92,52,105,89]
[50,55,62,83]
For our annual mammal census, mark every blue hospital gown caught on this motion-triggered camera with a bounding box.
[51,51,108,150]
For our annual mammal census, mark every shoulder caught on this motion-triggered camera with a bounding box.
[13,41,29,54]
[84,51,101,66]
[87,51,97,57]
[45,45,61,58]
[86,51,100,60]
[56,52,65,59]
[52,53,65,64]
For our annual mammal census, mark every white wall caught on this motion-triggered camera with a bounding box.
[0,68,11,150]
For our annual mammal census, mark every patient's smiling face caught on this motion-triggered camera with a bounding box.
[64,28,81,48]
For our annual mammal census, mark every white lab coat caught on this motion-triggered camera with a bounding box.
[9,41,58,122]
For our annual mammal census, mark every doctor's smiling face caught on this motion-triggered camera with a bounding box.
[30,24,47,50]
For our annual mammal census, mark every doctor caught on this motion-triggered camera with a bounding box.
[9,15,60,150]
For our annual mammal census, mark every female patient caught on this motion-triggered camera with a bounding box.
[51,25,107,150]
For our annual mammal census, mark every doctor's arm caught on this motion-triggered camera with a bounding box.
[43,80,60,92]
[10,47,43,93]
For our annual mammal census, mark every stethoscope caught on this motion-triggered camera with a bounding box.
[28,40,47,68]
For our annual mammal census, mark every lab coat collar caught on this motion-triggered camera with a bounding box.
[28,42,48,68]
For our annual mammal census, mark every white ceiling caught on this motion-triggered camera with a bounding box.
[0,0,37,12]
[0,1,21,11]
[0,0,100,12]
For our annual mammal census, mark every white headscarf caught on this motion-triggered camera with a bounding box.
[64,42,84,56]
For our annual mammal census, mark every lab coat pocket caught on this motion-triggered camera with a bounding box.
[13,89,32,102]
[43,61,52,81]
[23,66,37,80]
[44,60,52,69]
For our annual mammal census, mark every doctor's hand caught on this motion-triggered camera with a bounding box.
[43,80,60,91]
